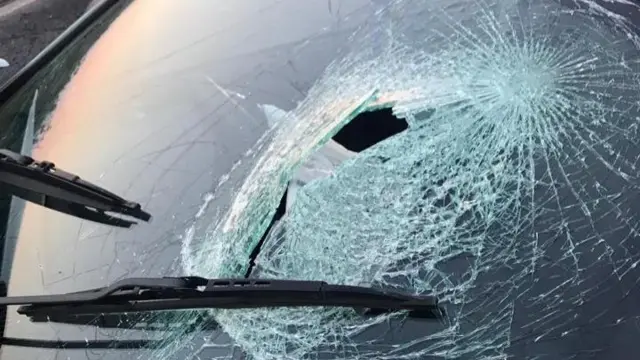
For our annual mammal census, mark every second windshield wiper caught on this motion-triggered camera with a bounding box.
[0,277,441,323]
[0,148,151,227]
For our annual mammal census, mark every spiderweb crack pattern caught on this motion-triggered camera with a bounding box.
[166,1,640,359]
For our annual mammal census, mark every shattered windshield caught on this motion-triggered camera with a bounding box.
[1,0,640,359]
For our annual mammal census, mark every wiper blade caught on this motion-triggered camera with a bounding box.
[0,277,441,322]
[0,337,166,350]
[0,149,151,227]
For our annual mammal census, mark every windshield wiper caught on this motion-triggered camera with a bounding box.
[0,277,441,321]
[0,149,151,228]
[0,277,441,349]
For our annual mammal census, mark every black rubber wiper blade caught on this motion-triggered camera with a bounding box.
[0,277,441,322]
[0,149,151,226]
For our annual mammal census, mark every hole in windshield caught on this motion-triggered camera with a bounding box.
[331,108,408,152]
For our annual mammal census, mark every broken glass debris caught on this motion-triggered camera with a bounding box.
[172,1,640,359]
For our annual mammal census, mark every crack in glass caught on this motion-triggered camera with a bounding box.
[149,1,640,359]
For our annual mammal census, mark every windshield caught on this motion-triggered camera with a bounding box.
[1,0,640,359]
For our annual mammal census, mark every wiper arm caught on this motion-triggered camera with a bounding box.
[0,277,441,323]
[0,149,151,227]
[0,278,441,350]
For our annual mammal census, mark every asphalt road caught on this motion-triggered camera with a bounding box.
[0,0,92,85]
